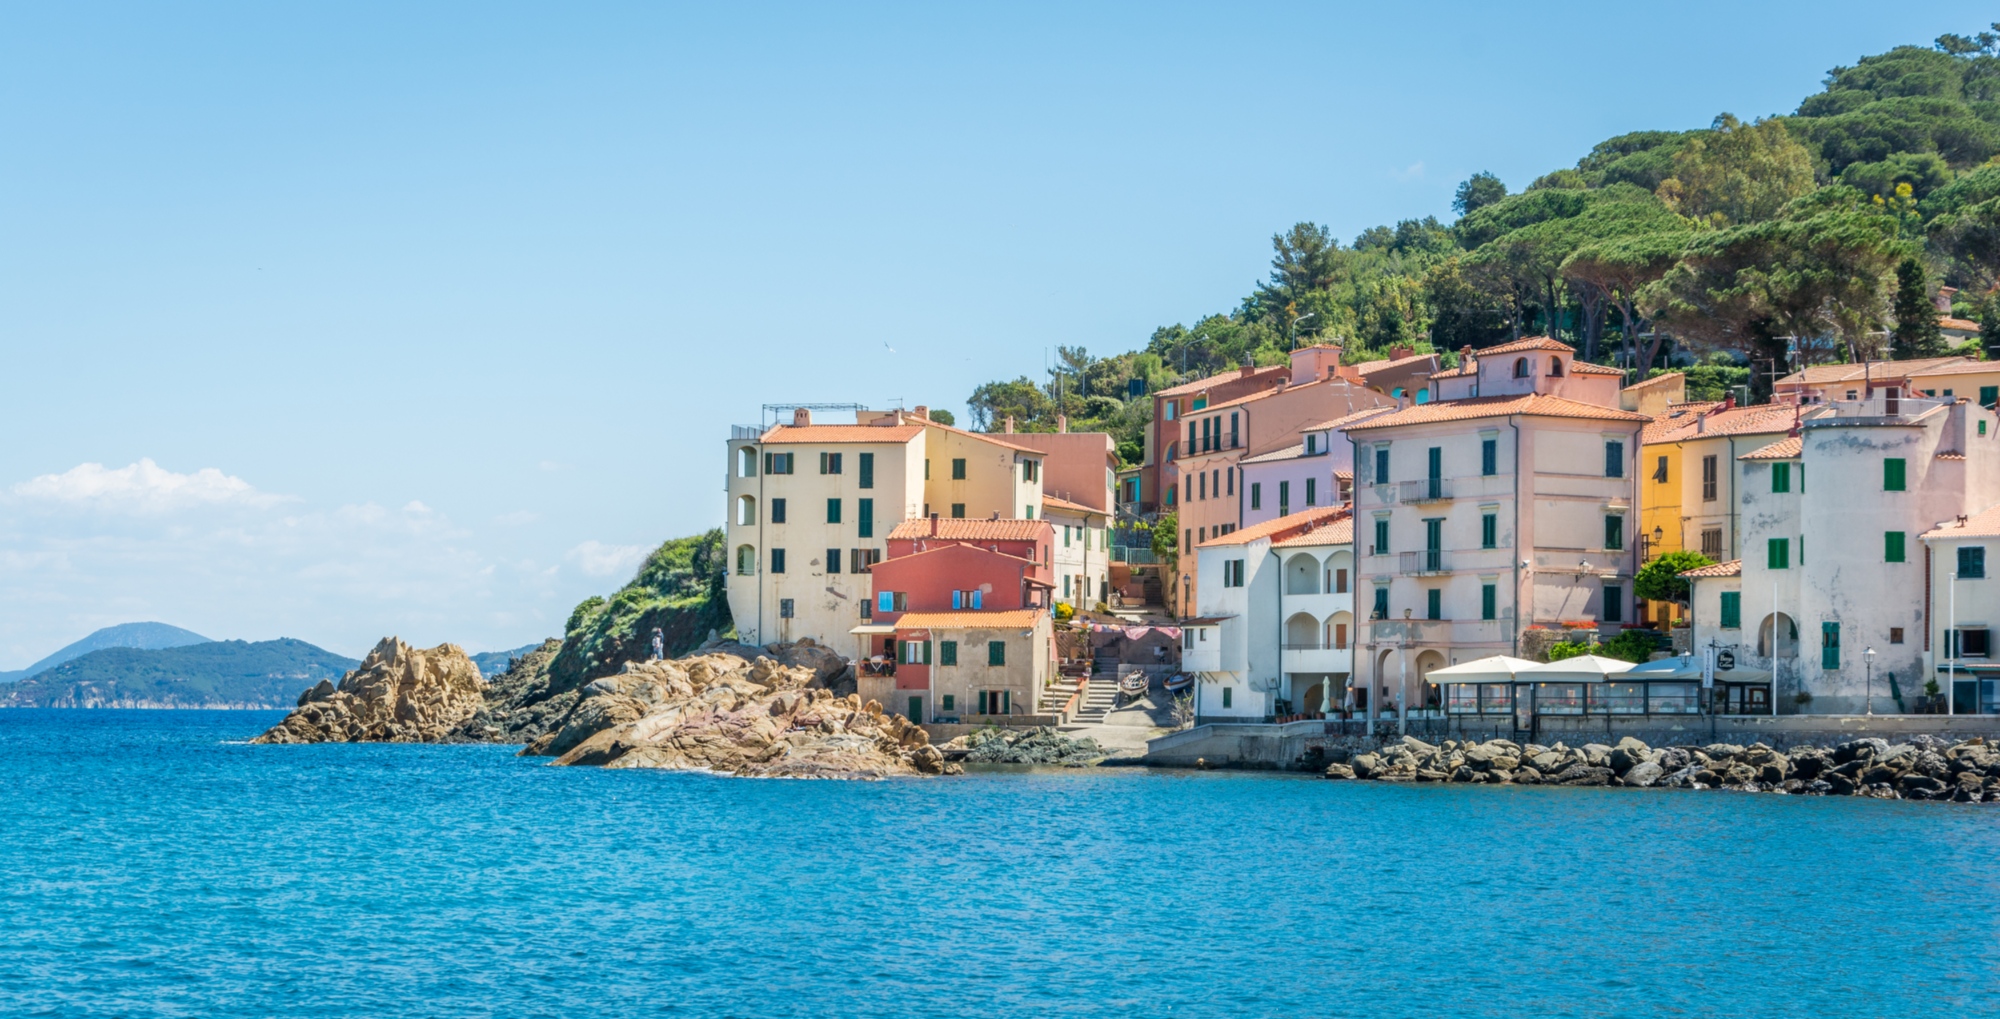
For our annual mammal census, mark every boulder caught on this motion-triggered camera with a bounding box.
[1580,743,1614,768]
[1557,765,1615,786]
[1608,738,1652,775]
[1834,738,1889,764]
[255,638,486,744]
[1897,773,1948,799]
[1622,760,1665,788]
[1323,763,1355,780]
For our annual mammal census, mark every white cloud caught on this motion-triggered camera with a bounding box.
[567,540,647,578]
[8,458,292,513]
[1395,161,1425,180]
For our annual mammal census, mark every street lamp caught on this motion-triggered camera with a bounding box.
[1289,311,1317,351]
[1864,646,1877,716]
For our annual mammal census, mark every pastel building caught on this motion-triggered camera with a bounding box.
[1236,407,1390,528]
[1183,506,1354,723]
[1043,495,1111,610]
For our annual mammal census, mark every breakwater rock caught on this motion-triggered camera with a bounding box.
[519,640,957,779]
[253,638,484,744]
[1323,734,2000,802]
[951,727,1106,766]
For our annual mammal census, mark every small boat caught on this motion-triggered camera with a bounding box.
[1162,673,1193,694]
[1116,671,1150,705]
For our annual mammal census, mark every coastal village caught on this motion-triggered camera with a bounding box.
[721,286,2000,768]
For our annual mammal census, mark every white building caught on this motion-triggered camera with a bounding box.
[1922,504,2000,714]
[1184,506,1353,723]
[1685,393,2000,714]
[1042,494,1111,611]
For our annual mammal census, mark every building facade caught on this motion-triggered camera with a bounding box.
[1184,506,1353,723]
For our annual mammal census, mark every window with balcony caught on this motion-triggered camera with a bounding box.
[736,495,757,526]
[1372,587,1389,620]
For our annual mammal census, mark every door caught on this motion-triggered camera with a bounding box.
[908,696,923,722]
[1513,683,1534,731]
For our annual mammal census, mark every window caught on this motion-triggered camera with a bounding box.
[988,640,1006,666]
[1223,559,1245,587]
[779,598,794,618]
[925,459,930,480]
[1481,439,1498,476]
[1025,505,1035,520]
[1199,473,1206,500]
[858,452,874,489]
[1426,588,1441,620]
[1227,470,1234,496]
[1821,621,1840,671]
[1549,358,1565,377]
[1719,591,1740,629]
[1772,462,1791,493]
[764,451,795,474]
[1961,546,1987,579]
[1603,584,1623,624]
[1481,513,1497,549]
[737,447,757,477]
[1250,482,1262,510]
[1372,587,1389,620]
[1890,627,1904,645]
[951,458,966,480]
[941,694,956,711]
[1374,447,1389,484]
[1198,527,1205,544]
[1982,385,1998,409]
[851,548,880,574]
[1481,583,1496,621]
[826,498,841,524]
[1023,459,1040,482]
[1701,456,1718,501]
[1373,519,1389,556]
[1184,529,1191,553]
[819,451,843,475]
[771,549,787,574]
[1278,480,1290,515]
[1700,528,1723,559]
[825,548,842,574]
[1221,687,1233,708]
[1185,474,1192,503]
[1884,457,1906,491]
[770,498,787,524]
[1334,623,1348,649]
[1513,357,1530,378]
[1427,446,1442,482]
[1604,515,1623,551]
[1305,477,1318,507]
[950,589,984,609]
[898,640,932,665]
[1960,629,1992,657]
[736,495,757,526]
[1334,569,1348,593]
[939,640,958,666]
[1230,412,1239,448]
[1767,538,1789,569]
[951,503,965,518]
[1652,456,1668,483]
[857,498,874,538]
[1604,441,1624,478]
[1884,531,1904,563]
[1164,401,1176,420]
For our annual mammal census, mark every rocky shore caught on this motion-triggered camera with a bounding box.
[1320,733,2000,802]
[253,638,484,744]
[948,726,1107,766]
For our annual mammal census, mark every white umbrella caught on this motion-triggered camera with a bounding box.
[1520,654,1636,682]
[1425,655,1540,684]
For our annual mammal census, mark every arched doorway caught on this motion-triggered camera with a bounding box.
[1759,613,1799,657]
[1414,649,1447,711]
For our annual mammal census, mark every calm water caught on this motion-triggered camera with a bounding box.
[3,710,1998,1018]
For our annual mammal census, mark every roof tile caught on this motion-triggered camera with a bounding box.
[1341,393,1649,432]
[1740,436,1801,461]
[886,518,1050,541]
[893,610,1045,630]
[1921,502,2000,540]
[760,424,925,444]
[1679,559,1741,578]
[1199,505,1350,548]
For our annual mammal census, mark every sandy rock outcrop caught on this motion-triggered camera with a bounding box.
[520,641,956,779]
[253,638,485,744]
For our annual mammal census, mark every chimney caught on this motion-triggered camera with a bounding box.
[792,407,811,426]
[1390,345,1413,361]
[914,405,929,422]
[1003,415,1015,433]
[1239,365,1255,377]
[991,511,1000,521]
[1938,286,1958,315]
[1720,394,1735,411]
[930,513,939,536]
[1460,345,1474,371]
[1057,414,1068,433]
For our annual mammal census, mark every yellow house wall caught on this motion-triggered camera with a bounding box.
[920,426,1043,521]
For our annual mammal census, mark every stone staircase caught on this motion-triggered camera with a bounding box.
[1038,676,1083,720]
[1070,679,1120,724]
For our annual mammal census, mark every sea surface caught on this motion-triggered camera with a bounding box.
[4,710,1998,1018]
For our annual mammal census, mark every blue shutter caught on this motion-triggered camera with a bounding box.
[878,591,893,613]
[952,590,962,610]
[972,590,983,609]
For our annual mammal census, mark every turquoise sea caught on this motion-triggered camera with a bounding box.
[4,709,1997,1018]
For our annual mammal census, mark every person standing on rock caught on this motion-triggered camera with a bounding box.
[650,627,665,662]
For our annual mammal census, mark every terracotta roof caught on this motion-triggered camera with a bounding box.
[760,424,925,444]
[1155,365,1285,398]
[1238,442,1311,465]
[1642,404,1795,445]
[1335,469,1353,480]
[1199,505,1350,548]
[1679,559,1741,578]
[1640,404,1713,445]
[885,518,1049,541]
[1356,353,1437,375]
[1341,393,1649,431]
[1937,451,1967,461]
[1429,363,1476,379]
[1299,406,1398,432]
[1569,361,1625,376]
[893,610,1044,630]
[1775,357,1969,387]
[1272,516,1354,548]
[1740,436,1801,460]
[1202,376,1337,412]
[1478,335,1575,356]
[1921,503,2000,540]
[879,541,1040,568]
[921,419,1043,455]
[1940,317,1981,332]
[1623,372,1685,392]
[1906,361,2000,378]
[1040,494,1105,516]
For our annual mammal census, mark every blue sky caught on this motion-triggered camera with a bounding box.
[0,2,1990,665]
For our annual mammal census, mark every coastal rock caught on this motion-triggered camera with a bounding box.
[1323,763,1355,780]
[958,727,1104,766]
[254,638,485,744]
[1622,760,1665,788]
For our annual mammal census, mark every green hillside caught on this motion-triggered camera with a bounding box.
[0,639,359,709]
[970,25,2000,448]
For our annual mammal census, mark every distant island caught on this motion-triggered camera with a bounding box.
[0,639,359,709]
[0,621,212,683]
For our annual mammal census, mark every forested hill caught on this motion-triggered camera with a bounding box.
[0,639,360,709]
[970,27,2000,463]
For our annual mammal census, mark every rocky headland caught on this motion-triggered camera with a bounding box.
[253,637,485,743]
[1320,733,2000,802]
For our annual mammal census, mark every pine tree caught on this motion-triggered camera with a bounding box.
[1890,258,1946,359]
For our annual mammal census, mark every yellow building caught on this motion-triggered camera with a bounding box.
[1636,399,1798,625]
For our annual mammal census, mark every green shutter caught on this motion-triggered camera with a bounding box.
[988,640,1006,666]
[1768,537,1789,570]
[1821,621,1840,671]
[1604,515,1623,551]
[1884,458,1906,491]
[940,640,957,666]
[1426,588,1441,620]
[1884,530,1905,563]
[1983,386,1998,409]
[857,498,873,538]
[1772,462,1790,493]
[1719,591,1741,629]
[1604,585,1623,624]
[858,452,874,489]
[1481,584,1496,620]
[1481,513,1497,549]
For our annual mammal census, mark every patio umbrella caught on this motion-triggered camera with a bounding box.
[1519,654,1636,681]
[1424,655,1540,684]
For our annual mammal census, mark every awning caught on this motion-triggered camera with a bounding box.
[848,624,897,635]
[1622,657,1771,683]
[1427,655,1539,684]
[1517,654,1635,683]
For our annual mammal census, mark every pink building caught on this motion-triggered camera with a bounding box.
[1237,407,1394,528]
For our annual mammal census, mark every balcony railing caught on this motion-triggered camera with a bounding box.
[1398,550,1450,575]
[1113,546,1159,564]
[1399,479,1452,503]
[1282,642,1351,651]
